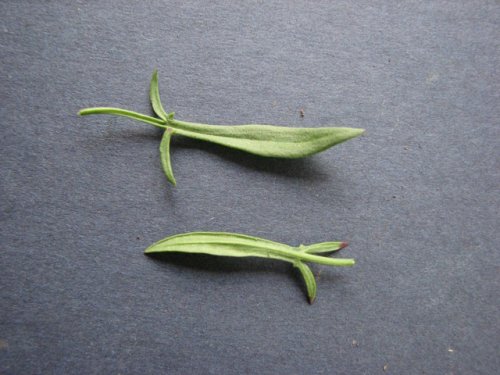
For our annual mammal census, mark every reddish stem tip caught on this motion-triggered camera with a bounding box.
[339,242,349,250]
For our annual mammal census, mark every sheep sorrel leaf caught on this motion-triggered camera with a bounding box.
[78,70,364,185]
[159,128,176,186]
[145,232,354,304]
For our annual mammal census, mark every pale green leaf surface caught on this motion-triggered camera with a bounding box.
[145,232,294,263]
[80,107,363,158]
[294,261,317,304]
[159,128,176,186]
[150,69,169,121]
[300,241,348,254]
[170,119,364,158]
[145,232,356,267]
[145,232,355,303]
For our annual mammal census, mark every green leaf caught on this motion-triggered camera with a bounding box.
[78,70,365,186]
[145,232,355,266]
[169,118,364,158]
[80,106,363,158]
[294,261,317,304]
[150,69,169,121]
[145,232,354,303]
[300,241,348,254]
[160,128,176,186]
[144,231,356,266]
[80,70,364,159]
[145,232,294,262]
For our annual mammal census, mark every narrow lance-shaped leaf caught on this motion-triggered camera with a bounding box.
[294,261,317,304]
[167,118,364,158]
[78,70,365,184]
[80,105,363,159]
[150,69,169,121]
[300,241,349,254]
[145,232,355,303]
[160,128,176,186]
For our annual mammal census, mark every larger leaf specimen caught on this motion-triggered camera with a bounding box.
[79,70,364,185]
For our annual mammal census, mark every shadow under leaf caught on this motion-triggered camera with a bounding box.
[146,252,289,275]
[82,123,338,181]
[171,135,332,182]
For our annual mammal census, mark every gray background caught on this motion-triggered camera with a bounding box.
[1,1,499,374]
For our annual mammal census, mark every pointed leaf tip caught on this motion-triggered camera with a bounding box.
[343,127,365,141]
[339,242,349,250]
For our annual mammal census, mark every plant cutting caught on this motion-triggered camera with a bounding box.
[79,70,364,185]
[145,231,354,304]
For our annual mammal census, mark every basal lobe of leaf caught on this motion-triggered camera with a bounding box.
[160,128,176,186]
[294,261,317,304]
[150,69,169,121]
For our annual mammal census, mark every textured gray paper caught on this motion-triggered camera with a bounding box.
[1,1,499,374]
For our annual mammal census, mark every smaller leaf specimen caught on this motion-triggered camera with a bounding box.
[79,70,364,185]
[145,232,353,304]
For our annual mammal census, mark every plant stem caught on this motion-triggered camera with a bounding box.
[285,247,355,267]
[78,107,167,129]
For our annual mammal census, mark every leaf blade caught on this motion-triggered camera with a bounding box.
[300,241,348,254]
[159,128,176,186]
[170,119,364,158]
[145,232,356,266]
[294,261,317,304]
[145,231,294,262]
[150,69,169,121]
